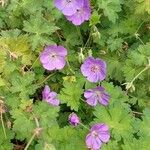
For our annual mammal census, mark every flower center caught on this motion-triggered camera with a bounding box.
[50,53,57,59]
[66,0,72,3]
[91,131,98,138]
[91,65,100,73]
[95,90,101,97]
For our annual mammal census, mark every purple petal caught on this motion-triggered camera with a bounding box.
[52,56,66,70]
[86,73,100,83]
[84,90,94,99]
[96,86,105,92]
[81,63,91,76]
[55,46,67,56]
[42,61,56,71]
[98,131,110,143]
[91,123,109,132]
[47,98,60,106]
[55,0,84,16]
[42,85,51,100]
[98,92,110,106]
[86,97,97,106]
[40,53,50,64]
[48,91,57,99]
[86,134,102,150]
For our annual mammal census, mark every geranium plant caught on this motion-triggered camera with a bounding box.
[0,0,150,150]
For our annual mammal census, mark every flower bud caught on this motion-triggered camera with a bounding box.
[69,113,80,126]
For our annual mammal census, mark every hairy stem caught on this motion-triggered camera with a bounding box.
[24,115,40,150]
[130,65,150,84]
[132,111,143,115]
[76,27,84,46]
[0,112,7,139]
[66,58,75,75]
[24,132,36,150]
[29,55,40,70]
[79,122,90,131]
[37,72,56,86]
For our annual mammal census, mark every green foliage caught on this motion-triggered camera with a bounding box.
[9,71,37,99]
[58,79,84,111]
[137,108,150,137]
[96,0,122,23]
[23,13,59,50]
[0,0,150,149]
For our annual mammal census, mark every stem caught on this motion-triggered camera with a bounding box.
[83,31,92,50]
[136,36,145,45]
[24,115,40,150]
[66,58,75,75]
[135,20,145,33]
[37,72,56,86]
[56,31,63,42]
[0,112,7,139]
[34,117,39,128]
[29,55,40,70]
[79,122,90,131]
[80,98,85,103]
[76,26,84,46]
[130,65,150,84]
[132,111,143,115]
[24,132,36,150]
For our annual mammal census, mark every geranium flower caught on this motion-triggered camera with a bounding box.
[84,86,110,106]
[40,45,67,71]
[86,123,110,150]
[81,57,107,82]
[65,0,91,25]
[42,85,60,106]
[54,0,84,16]
[68,112,80,126]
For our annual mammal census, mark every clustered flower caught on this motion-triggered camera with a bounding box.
[39,2,110,149]
[54,0,91,25]
[68,112,110,149]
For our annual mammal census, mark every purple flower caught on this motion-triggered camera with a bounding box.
[84,86,110,106]
[66,0,91,25]
[54,0,84,16]
[81,57,107,83]
[69,112,80,126]
[42,85,60,106]
[86,123,110,150]
[40,45,67,71]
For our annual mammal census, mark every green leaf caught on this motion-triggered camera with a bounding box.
[102,141,119,150]
[104,54,125,81]
[93,102,134,141]
[90,11,101,26]
[58,80,84,111]
[0,76,5,86]
[135,0,150,14]
[23,13,59,49]
[11,108,35,140]
[107,37,123,52]
[9,71,37,99]
[23,14,59,34]
[0,126,14,150]
[97,0,122,23]
[137,108,150,137]
[122,137,150,150]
